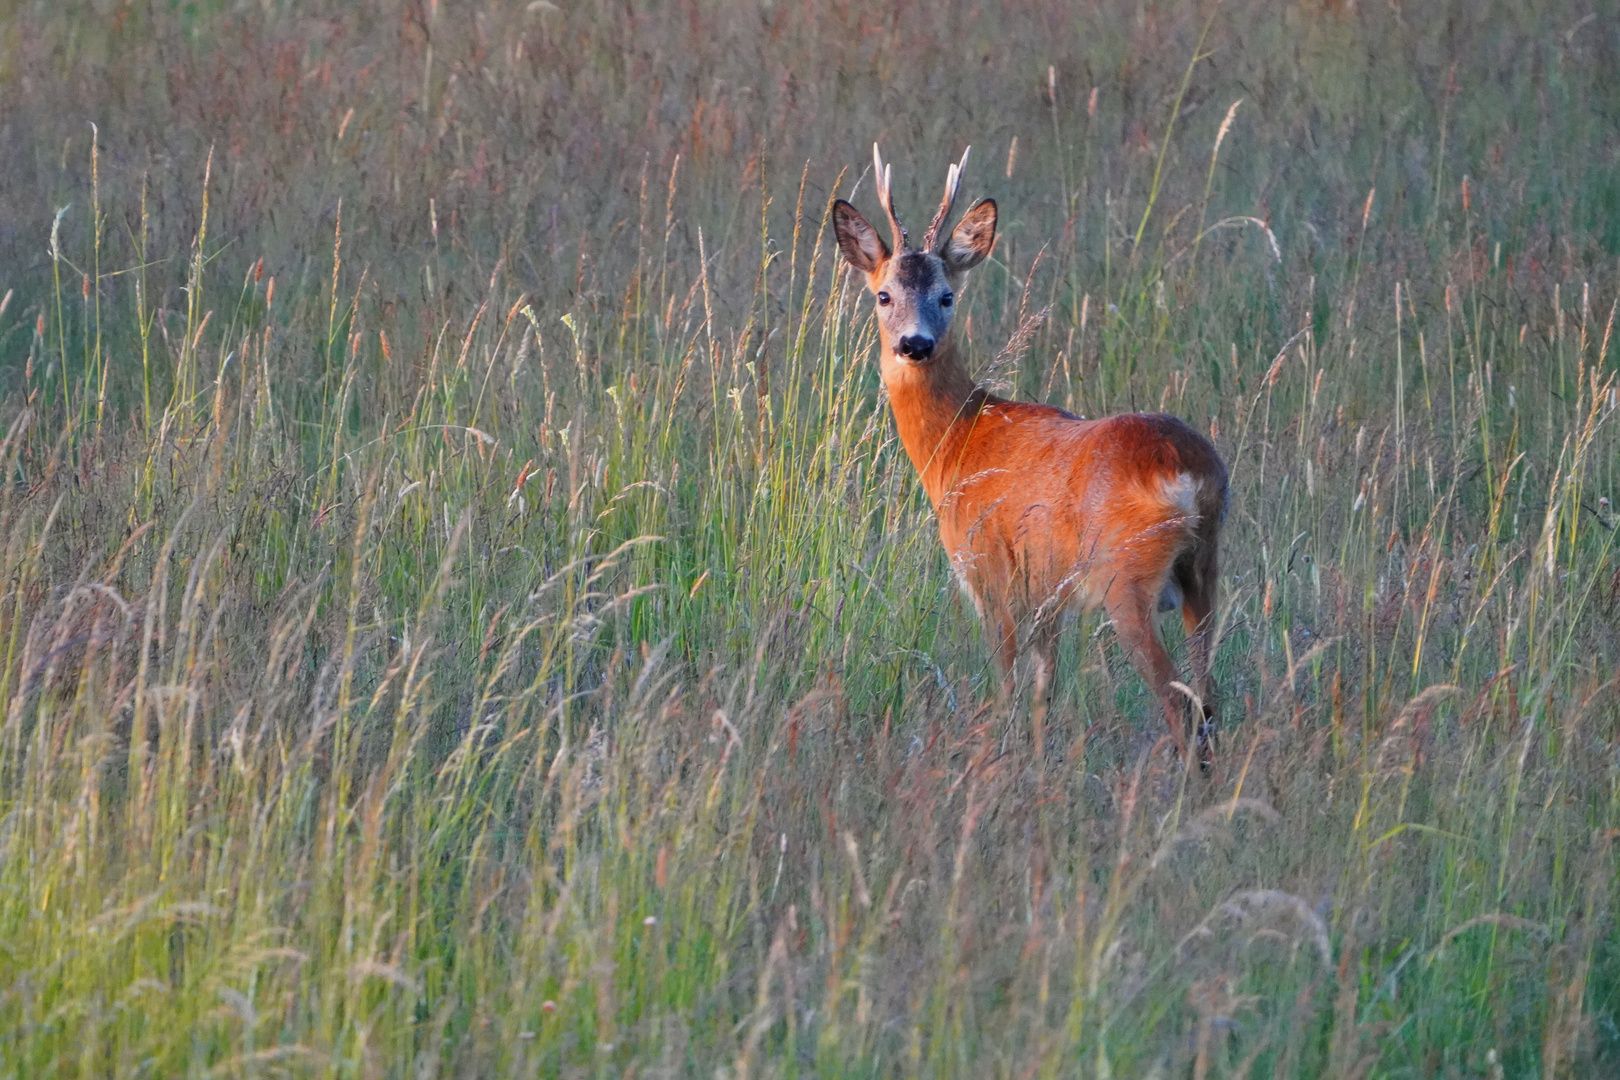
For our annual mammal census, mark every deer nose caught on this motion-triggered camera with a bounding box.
[897,334,935,360]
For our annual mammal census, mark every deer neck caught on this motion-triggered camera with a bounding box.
[878,333,985,507]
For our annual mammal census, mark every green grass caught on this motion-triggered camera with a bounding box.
[1,0,1617,1076]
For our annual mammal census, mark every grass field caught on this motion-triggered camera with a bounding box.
[1,0,1618,1076]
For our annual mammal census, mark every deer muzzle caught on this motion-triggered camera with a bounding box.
[897,334,935,361]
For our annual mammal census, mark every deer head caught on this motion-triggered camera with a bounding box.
[832,145,997,363]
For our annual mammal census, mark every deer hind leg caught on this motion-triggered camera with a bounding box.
[1176,540,1220,769]
[1105,586,1191,762]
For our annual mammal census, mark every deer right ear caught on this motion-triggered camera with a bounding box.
[833,200,890,276]
[942,198,997,275]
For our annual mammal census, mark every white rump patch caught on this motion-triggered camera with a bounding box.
[1160,471,1199,516]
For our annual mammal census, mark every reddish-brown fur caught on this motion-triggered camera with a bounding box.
[835,147,1228,762]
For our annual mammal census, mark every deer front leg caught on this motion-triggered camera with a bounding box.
[1029,626,1057,762]
[989,608,1020,707]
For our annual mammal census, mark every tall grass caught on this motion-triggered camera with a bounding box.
[1,0,1617,1076]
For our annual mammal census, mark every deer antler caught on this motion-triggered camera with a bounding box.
[923,146,971,253]
[872,143,909,252]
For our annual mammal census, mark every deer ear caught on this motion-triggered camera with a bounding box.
[833,199,890,275]
[942,199,996,275]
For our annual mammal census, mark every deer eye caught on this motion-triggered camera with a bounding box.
[940,292,954,308]
[877,291,891,306]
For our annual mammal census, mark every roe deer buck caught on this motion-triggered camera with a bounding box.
[833,145,1228,764]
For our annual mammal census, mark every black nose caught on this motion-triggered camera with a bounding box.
[897,334,935,360]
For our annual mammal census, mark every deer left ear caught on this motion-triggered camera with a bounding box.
[942,199,997,275]
[833,199,890,276]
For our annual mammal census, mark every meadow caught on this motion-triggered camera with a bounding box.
[0,0,1617,1075]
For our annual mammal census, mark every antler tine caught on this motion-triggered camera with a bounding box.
[872,142,909,252]
[923,145,971,253]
